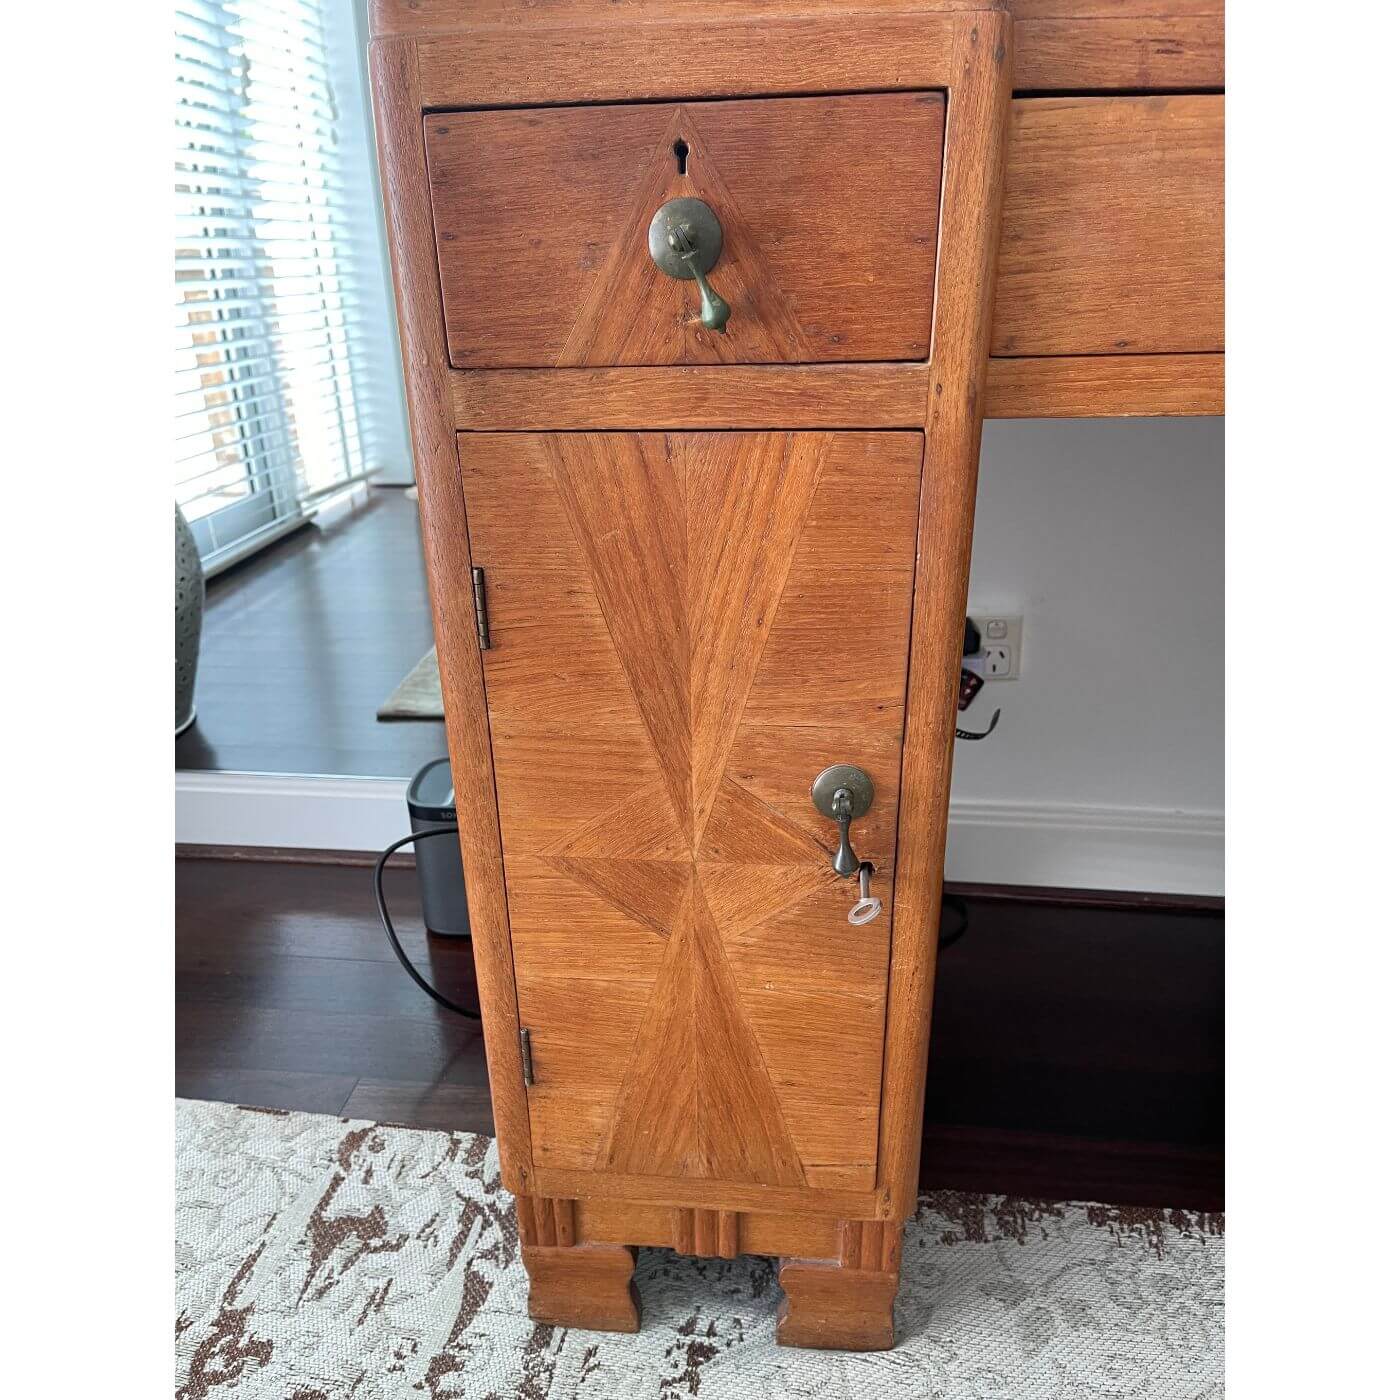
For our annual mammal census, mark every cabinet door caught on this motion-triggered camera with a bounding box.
[461,431,923,1192]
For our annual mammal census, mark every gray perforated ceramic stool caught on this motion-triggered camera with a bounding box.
[175,505,205,735]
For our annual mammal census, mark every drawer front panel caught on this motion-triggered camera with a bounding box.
[426,93,944,369]
[993,95,1224,356]
[461,430,924,1192]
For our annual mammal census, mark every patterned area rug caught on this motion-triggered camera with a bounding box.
[377,647,444,720]
[175,1099,1224,1399]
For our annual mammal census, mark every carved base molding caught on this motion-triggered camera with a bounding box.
[516,1193,577,1249]
[516,1195,905,1349]
[838,1217,904,1273]
[672,1207,739,1258]
[519,1195,641,1332]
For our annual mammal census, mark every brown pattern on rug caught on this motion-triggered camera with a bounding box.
[176,1099,1223,1399]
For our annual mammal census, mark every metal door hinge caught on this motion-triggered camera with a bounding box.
[472,566,492,651]
[519,1027,535,1086]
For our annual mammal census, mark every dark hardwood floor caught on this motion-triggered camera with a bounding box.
[924,893,1223,1208]
[175,488,448,780]
[176,856,1223,1210]
[177,856,491,1131]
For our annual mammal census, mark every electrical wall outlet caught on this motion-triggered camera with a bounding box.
[968,613,1022,680]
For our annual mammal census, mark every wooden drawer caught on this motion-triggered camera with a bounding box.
[993,95,1224,357]
[424,93,944,369]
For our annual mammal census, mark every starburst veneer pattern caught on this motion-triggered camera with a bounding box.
[461,430,924,1193]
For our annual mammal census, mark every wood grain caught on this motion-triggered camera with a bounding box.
[373,1,1222,94]
[367,37,534,1196]
[1010,0,1220,12]
[177,856,1224,1213]
[414,14,967,107]
[571,1197,840,1258]
[461,431,921,1193]
[776,1226,903,1351]
[985,352,1223,417]
[839,1217,904,1272]
[520,1241,641,1332]
[424,94,943,368]
[516,1194,578,1249]
[672,1207,740,1259]
[1014,14,1222,89]
[993,95,1224,357]
[454,355,1223,428]
[532,1163,879,1220]
[879,7,1014,1223]
[373,0,997,37]
[450,364,929,431]
[370,0,1021,1349]
[176,855,1224,1217]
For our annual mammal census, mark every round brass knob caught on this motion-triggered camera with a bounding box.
[647,197,731,333]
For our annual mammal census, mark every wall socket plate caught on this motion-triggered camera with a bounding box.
[969,613,1022,680]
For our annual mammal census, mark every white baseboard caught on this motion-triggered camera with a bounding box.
[176,771,411,852]
[175,772,1223,897]
[943,798,1223,897]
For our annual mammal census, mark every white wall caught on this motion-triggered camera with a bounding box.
[946,417,1224,894]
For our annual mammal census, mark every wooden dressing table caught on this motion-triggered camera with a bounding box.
[369,0,1223,1350]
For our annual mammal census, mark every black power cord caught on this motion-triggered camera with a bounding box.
[939,892,970,950]
[374,825,480,1020]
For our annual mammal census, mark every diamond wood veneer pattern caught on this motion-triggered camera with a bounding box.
[541,432,839,1184]
[463,430,922,1189]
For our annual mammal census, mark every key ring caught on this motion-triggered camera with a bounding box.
[848,862,883,926]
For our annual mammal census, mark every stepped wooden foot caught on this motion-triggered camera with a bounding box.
[776,1219,903,1351]
[521,1243,641,1332]
[517,1195,640,1333]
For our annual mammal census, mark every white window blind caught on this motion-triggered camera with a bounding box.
[175,0,407,573]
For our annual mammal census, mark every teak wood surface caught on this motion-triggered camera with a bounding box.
[461,430,921,1194]
[370,0,1223,94]
[984,352,1223,418]
[176,855,1225,1215]
[368,0,1216,1350]
[369,36,534,1198]
[993,95,1224,357]
[428,90,1225,420]
[425,94,944,368]
[385,1,1226,419]
[370,0,1012,1348]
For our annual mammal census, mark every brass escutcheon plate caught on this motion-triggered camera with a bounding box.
[810,764,875,821]
[648,197,724,280]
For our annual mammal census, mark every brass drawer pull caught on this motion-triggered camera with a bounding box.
[811,763,874,878]
[648,196,732,333]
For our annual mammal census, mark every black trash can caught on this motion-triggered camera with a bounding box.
[407,758,471,937]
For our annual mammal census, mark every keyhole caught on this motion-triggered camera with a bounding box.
[673,139,689,176]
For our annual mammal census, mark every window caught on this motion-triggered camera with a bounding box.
[175,0,407,572]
